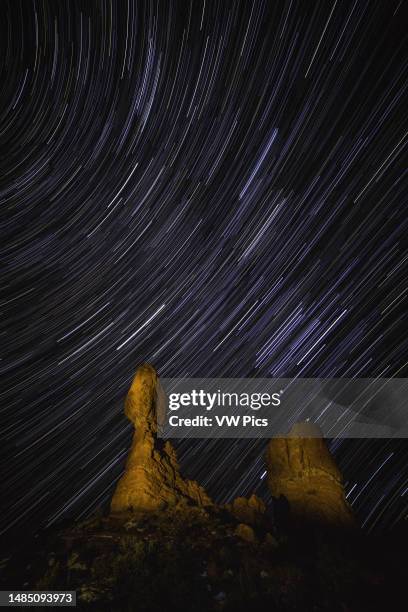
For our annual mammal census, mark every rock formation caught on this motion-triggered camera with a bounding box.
[235,523,257,543]
[110,363,212,514]
[111,366,355,529]
[226,494,266,527]
[266,422,355,527]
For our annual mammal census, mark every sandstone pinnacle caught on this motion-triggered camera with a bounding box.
[110,364,212,514]
[266,422,356,527]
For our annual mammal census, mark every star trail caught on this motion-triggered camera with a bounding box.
[1,0,407,540]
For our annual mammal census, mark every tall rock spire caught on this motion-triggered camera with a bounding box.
[110,364,212,514]
[266,422,356,527]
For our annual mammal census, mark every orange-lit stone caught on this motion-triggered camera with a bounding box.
[110,364,212,514]
[266,422,356,527]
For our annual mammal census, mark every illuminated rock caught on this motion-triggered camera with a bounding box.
[110,364,212,514]
[235,523,257,543]
[227,494,266,526]
[266,422,356,527]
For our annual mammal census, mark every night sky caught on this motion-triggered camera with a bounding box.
[1,0,407,540]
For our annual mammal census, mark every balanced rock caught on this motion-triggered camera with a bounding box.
[110,364,212,514]
[266,422,355,527]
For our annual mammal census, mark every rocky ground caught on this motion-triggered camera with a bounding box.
[1,505,407,611]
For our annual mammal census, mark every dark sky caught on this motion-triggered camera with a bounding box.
[1,0,407,538]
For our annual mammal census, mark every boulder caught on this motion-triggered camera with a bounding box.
[235,523,257,543]
[227,494,266,526]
